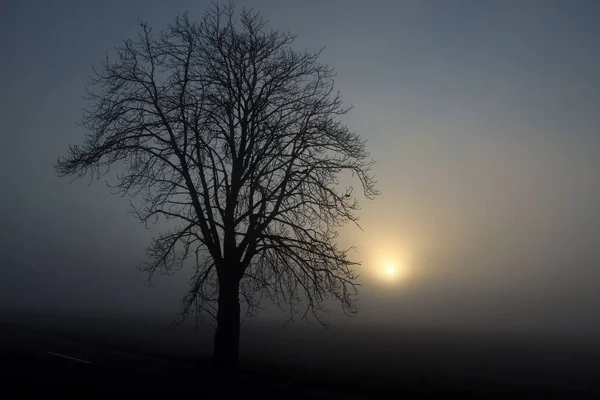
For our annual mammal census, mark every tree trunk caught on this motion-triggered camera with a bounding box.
[212,271,241,371]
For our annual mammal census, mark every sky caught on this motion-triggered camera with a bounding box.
[1,0,600,336]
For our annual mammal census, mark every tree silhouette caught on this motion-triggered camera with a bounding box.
[55,1,378,369]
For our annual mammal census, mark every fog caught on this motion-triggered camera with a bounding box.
[2,0,600,345]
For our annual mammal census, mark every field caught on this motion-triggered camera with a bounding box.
[3,308,600,397]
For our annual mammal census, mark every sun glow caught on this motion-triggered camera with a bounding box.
[362,235,415,285]
[376,258,409,283]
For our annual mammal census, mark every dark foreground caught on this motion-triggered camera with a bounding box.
[2,316,600,398]
[0,321,343,398]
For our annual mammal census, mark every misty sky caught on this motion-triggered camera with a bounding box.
[2,0,600,335]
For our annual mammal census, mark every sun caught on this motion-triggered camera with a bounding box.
[377,259,408,283]
[367,239,413,284]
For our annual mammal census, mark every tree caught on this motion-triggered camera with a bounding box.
[55,1,378,370]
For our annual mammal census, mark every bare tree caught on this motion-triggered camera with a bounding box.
[55,1,378,369]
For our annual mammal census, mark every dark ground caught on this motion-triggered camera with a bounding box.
[0,321,349,398]
[2,311,600,398]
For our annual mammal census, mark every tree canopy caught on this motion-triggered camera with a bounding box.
[56,1,378,365]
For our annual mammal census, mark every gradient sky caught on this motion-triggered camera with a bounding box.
[2,0,600,335]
